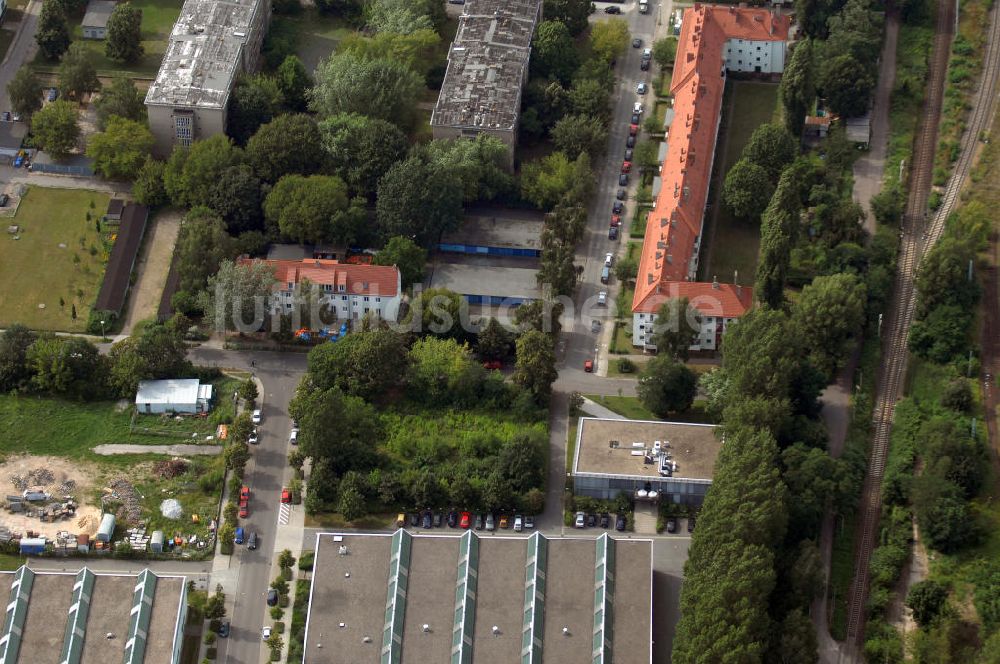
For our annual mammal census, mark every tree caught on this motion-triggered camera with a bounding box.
[264,174,362,245]
[86,116,153,180]
[309,53,423,125]
[374,236,427,288]
[614,255,637,283]
[780,40,814,135]
[407,337,484,406]
[224,441,251,472]
[337,472,367,521]
[791,273,866,379]
[650,298,700,360]
[908,305,971,363]
[911,474,979,553]
[288,385,381,474]
[7,66,43,121]
[404,288,465,339]
[227,75,282,145]
[364,0,436,34]
[207,165,264,234]
[531,21,579,83]
[551,114,607,160]
[245,114,325,183]
[638,355,697,416]
[778,609,818,663]
[198,259,276,332]
[275,55,311,112]
[58,43,100,100]
[163,135,244,208]
[498,431,547,493]
[36,0,71,61]
[94,76,146,129]
[589,18,629,63]
[107,324,189,395]
[477,317,515,361]
[633,139,660,171]
[31,100,79,158]
[0,325,36,393]
[743,123,797,178]
[514,299,564,336]
[417,136,513,203]
[821,54,875,118]
[536,240,578,297]
[27,335,105,399]
[306,328,408,400]
[543,0,594,36]
[319,112,408,197]
[652,36,678,69]
[942,379,972,412]
[338,28,440,76]
[205,587,227,619]
[521,151,593,210]
[513,330,557,404]
[723,159,773,220]
[568,78,610,121]
[916,236,981,316]
[105,2,143,63]
[376,156,463,246]
[239,377,258,403]
[133,157,168,207]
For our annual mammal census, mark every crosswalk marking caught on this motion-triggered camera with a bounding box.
[278,503,291,525]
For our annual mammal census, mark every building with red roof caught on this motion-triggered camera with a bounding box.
[631,5,790,350]
[239,257,402,324]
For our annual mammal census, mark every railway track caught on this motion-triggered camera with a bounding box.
[838,0,1000,649]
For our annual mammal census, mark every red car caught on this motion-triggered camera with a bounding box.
[629,124,638,136]
[281,488,291,504]
[482,360,502,370]
[239,500,248,518]
[460,511,471,529]
[610,214,621,227]
[584,359,594,372]
[621,161,631,173]
[240,486,250,502]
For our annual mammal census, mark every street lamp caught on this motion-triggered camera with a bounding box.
[100,319,106,341]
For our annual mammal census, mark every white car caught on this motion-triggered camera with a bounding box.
[251,409,261,424]
[636,82,647,95]
[633,101,643,115]
[513,515,523,532]
[604,252,614,267]
[289,429,298,445]
[248,430,259,445]
[575,511,586,528]
[262,626,271,640]
[597,291,608,306]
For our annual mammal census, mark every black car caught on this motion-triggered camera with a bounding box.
[433,512,443,527]
[447,510,459,528]
[632,38,642,48]
[0,194,9,207]
[687,517,696,533]
[600,513,610,528]
[619,174,629,186]
[421,511,432,529]
[247,532,258,550]
[666,518,678,533]
[624,148,633,161]
[640,60,650,71]
[615,514,626,531]
[612,200,623,214]
[586,513,597,528]
[604,5,621,12]
[616,188,627,200]
[217,621,230,638]
[626,135,636,148]
[609,226,619,240]
[631,113,641,124]
[474,513,483,530]
[266,588,278,606]
[409,513,419,527]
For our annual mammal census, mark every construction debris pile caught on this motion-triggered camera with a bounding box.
[153,459,188,479]
[103,477,142,523]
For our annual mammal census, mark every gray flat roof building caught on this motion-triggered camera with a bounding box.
[145,0,270,154]
[572,417,722,504]
[304,530,653,664]
[439,208,545,257]
[0,566,187,663]
[430,0,543,164]
[427,262,539,305]
[81,0,115,37]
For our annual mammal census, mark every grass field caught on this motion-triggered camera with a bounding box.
[0,187,111,332]
[33,0,183,77]
[583,394,659,420]
[700,81,780,282]
[270,10,352,74]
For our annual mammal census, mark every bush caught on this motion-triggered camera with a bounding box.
[204,631,216,645]
[206,647,217,660]
[298,550,314,571]
[617,358,636,373]
[275,621,286,634]
[270,606,284,620]
[279,594,290,608]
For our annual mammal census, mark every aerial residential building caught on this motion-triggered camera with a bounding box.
[81,0,115,39]
[135,378,215,414]
[144,0,270,156]
[242,257,403,323]
[430,0,543,166]
[632,5,790,350]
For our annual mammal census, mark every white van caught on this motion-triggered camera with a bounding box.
[639,1,649,13]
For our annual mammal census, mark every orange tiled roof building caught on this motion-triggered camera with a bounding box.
[631,4,790,350]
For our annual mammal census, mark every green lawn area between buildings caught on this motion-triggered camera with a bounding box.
[0,187,111,332]
[699,81,780,283]
[270,9,352,75]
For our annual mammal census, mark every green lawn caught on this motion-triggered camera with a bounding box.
[583,394,659,420]
[270,10,352,74]
[700,81,780,282]
[0,187,111,332]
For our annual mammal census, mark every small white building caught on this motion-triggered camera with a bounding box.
[135,379,214,414]
[81,0,115,39]
[96,513,116,542]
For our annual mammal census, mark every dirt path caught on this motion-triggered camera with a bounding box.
[119,208,181,333]
[887,518,930,643]
[92,444,222,456]
[853,11,900,235]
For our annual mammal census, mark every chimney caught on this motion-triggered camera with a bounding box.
[712,275,720,289]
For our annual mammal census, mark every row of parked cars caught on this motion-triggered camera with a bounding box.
[400,510,536,532]
[575,511,628,531]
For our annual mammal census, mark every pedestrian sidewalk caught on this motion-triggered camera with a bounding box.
[580,396,626,420]
[263,497,306,663]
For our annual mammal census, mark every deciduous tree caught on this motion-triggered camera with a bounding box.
[374,236,427,288]
[319,112,408,197]
[289,385,381,474]
[742,123,797,178]
[531,20,579,83]
[723,159,773,220]
[173,208,237,295]
[36,0,71,61]
[790,272,866,379]
[245,114,325,183]
[338,28,440,76]
[310,53,423,126]
[780,40,815,135]
[7,66,43,121]
[407,337,484,406]
[27,335,105,399]
[198,258,276,331]
[650,298,700,360]
[638,355,697,416]
[820,54,875,118]
[521,151,593,210]
[589,18,629,63]
[0,325,36,393]
[543,0,594,36]
[264,174,363,245]
[513,329,557,404]
[652,36,677,69]
[306,328,408,400]
[31,99,79,158]
[207,165,264,234]
[551,114,607,160]
[94,76,147,129]
[86,116,153,180]
[58,43,100,100]
[105,2,143,63]
[376,156,463,246]
[227,75,283,145]
[132,156,168,206]
[163,135,244,208]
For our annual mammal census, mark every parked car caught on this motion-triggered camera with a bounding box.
[640,60,650,71]
[637,82,647,95]
[687,517,696,532]
[474,513,484,530]
[251,409,262,424]
[613,200,623,214]
[597,291,607,306]
[632,38,642,48]
[443,510,455,527]
[234,527,245,544]
[289,429,298,445]
[46,88,58,102]
[575,511,586,528]
[460,511,471,529]
[248,430,258,445]
[619,174,629,186]
[1,112,10,122]
[433,512,443,527]
[396,513,406,527]
[482,360,502,370]
[617,187,627,200]
[247,532,258,550]
[591,319,601,333]
[608,226,619,240]
[624,148,633,161]
[604,5,621,12]
[621,160,631,173]
[615,514,626,531]
[266,589,278,606]
[409,513,419,527]
[627,135,636,148]
[611,213,621,227]
[584,359,594,372]
[217,621,230,638]
[642,47,652,60]
[239,501,248,518]
[421,511,432,529]
[513,515,523,532]
[605,252,614,266]
[666,518,678,533]
[11,113,21,122]
[587,513,597,528]
[281,488,291,504]
[1,194,11,207]
[524,515,535,529]
[240,486,250,502]
[499,514,510,529]
[630,113,640,124]
[485,513,496,531]
[600,513,610,528]
[262,626,271,640]
[629,124,638,136]
[633,102,643,115]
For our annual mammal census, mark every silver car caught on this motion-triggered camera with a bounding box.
[485,513,495,531]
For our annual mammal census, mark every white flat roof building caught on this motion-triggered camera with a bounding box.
[135,379,214,414]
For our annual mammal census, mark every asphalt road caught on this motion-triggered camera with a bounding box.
[0,0,40,149]
[187,347,305,663]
